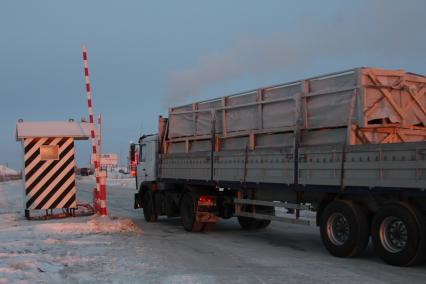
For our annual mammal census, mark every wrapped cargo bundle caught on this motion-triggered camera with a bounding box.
[165,67,426,153]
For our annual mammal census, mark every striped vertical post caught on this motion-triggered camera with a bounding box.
[97,114,101,172]
[96,113,102,213]
[99,174,107,216]
[97,114,107,216]
[82,46,100,212]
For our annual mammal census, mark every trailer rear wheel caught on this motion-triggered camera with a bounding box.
[371,202,426,266]
[180,192,205,232]
[142,189,158,222]
[320,200,369,258]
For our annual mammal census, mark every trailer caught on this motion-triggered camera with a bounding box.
[133,67,426,266]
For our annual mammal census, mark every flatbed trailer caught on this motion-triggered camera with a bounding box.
[133,67,426,266]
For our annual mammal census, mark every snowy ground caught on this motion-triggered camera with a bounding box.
[0,180,142,283]
[1,180,425,283]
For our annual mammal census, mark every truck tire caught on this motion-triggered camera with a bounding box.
[320,200,369,258]
[238,206,274,230]
[237,216,261,230]
[257,220,271,229]
[256,206,274,229]
[371,202,426,266]
[180,192,205,232]
[143,189,158,222]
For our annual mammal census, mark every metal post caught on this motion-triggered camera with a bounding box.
[210,109,216,181]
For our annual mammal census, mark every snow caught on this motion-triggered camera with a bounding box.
[34,216,141,235]
[0,180,142,283]
[76,171,136,188]
[1,179,425,283]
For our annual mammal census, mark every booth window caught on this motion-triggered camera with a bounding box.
[40,145,59,160]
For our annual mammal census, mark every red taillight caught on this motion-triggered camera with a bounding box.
[198,195,215,206]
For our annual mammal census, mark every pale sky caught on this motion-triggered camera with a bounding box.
[1,0,425,170]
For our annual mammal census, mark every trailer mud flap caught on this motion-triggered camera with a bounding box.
[134,193,143,209]
[196,211,218,223]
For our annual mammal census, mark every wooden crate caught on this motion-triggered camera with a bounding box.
[349,68,426,144]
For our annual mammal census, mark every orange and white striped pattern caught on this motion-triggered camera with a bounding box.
[23,137,76,210]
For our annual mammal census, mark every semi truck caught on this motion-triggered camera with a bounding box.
[132,67,426,266]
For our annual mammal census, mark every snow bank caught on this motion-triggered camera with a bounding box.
[0,213,142,283]
[35,215,142,235]
[0,181,143,283]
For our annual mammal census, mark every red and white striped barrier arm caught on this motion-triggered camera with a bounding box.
[82,46,100,211]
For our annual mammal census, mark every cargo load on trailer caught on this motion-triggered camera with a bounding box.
[132,67,426,266]
[166,67,425,147]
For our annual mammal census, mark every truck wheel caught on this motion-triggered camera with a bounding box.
[238,206,274,230]
[180,192,205,232]
[320,200,369,258]
[256,206,275,229]
[143,189,158,222]
[237,216,260,230]
[371,202,426,266]
[256,206,274,229]
[257,220,271,229]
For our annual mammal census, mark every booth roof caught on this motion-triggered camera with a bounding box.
[16,121,91,140]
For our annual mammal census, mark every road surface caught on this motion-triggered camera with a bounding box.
[1,179,425,283]
[76,179,426,283]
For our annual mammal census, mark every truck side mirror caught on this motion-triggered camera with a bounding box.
[130,143,136,162]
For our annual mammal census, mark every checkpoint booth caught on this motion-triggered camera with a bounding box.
[16,120,90,219]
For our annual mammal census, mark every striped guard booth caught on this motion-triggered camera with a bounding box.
[24,137,76,209]
[16,121,90,211]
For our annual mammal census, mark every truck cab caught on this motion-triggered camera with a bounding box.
[133,134,158,191]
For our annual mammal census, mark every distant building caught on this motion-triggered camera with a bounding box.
[91,153,118,170]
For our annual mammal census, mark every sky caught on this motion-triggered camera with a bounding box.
[1,0,426,170]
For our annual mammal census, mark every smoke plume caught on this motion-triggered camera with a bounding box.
[166,0,426,106]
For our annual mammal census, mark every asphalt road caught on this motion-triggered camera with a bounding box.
[76,180,426,284]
